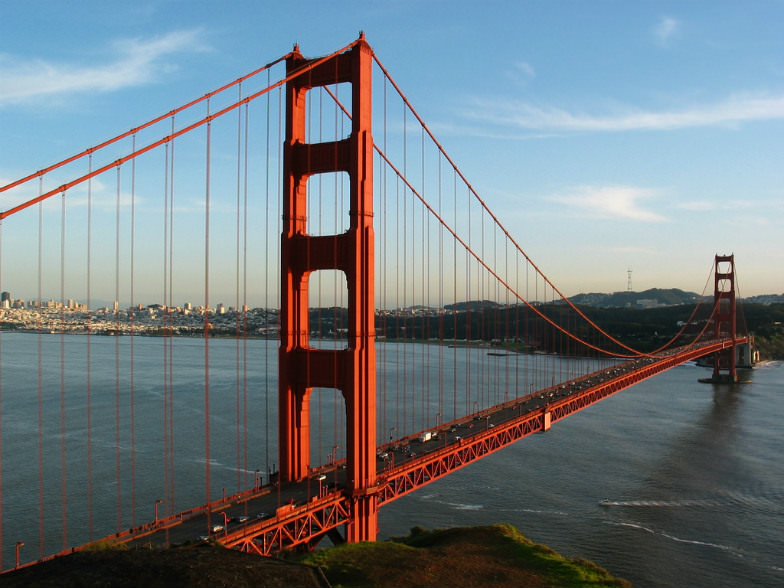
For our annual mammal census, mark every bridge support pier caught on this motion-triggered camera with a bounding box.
[279,35,378,543]
[706,254,741,383]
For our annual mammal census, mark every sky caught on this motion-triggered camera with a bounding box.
[1,0,783,304]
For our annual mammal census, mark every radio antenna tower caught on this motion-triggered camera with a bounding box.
[627,267,633,292]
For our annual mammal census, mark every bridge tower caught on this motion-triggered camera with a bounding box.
[712,254,738,382]
[279,35,378,543]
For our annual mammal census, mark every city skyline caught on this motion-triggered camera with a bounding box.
[2,2,783,300]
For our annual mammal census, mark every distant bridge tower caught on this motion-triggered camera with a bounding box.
[712,254,738,382]
[279,35,378,543]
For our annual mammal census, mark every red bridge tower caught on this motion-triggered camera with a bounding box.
[712,254,738,382]
[279,36,378,543]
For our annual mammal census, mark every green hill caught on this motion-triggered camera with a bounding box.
[302,524,629,588]
[1,524,630,588]
[568,288,698,308]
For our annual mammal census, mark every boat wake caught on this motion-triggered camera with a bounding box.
[599,498,721,508]
[599,487,784,513]
[608,520,746,559]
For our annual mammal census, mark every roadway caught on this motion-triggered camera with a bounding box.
[110,342,739,552]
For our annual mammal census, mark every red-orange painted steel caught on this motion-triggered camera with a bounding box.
[279,35,378,543]
[61,340,746,560]
[713,254,738,380]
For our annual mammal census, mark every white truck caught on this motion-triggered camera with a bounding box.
[418,431,434,443]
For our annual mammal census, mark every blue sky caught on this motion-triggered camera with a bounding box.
[1,1,783,302]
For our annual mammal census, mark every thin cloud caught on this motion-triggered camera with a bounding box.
[507,61,536,87]
[654,17,681,47]
[463,92,784,132]
[0,29,209,107]
[547,185,667,222]
[676,200,716,211]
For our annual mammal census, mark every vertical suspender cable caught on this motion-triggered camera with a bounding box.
[168,115,176,520]
[86,156,93,540]
[465,186,471,416]
[402,102,409,434]
[37,193,44,558]
[480,207,485,410]
[264,75,271,481]
[395,175,401,436]
[59,190,67,548]
[421,125,426,432]
[162,142,171,521]
[452,169,457,422]
[514,240,520,397]
[204,99,212,510]
[114,165,122,531]
[242,99,250,491]
[437,151,443,427]
[130,135,137,527]
[235,83,243,493]
[381,74,387,445]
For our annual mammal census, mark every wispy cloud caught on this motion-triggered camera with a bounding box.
[0,29,209,107]
[546,185,667,222]
[506,61,536,87]
[653,17,681,47]
[675,200,716,212]
[463,92,784,133]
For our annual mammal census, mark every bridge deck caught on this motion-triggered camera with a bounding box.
[52,337,745,558]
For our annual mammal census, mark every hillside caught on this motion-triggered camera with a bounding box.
[0,524,630,588]
[568,288,698,308]
[302,524,630,588]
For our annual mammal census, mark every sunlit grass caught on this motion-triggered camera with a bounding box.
[300,523,631,588]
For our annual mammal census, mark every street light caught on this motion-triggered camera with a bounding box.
[254,469,262,490]
[388,426,397,443]
[15,541,24,569]
[317,474,327,497]
[154,499,163,524]
[221,511,229,534]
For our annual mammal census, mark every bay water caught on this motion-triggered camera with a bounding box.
[0,331,781,586]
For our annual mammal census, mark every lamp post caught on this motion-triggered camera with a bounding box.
[15,541,24,569]
[388,426,397,443]
[154,499,163,524]
[317,474,327,497]
[221,511,229,534]
[254,469,262,490]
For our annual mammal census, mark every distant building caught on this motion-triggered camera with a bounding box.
[636,299,662,309]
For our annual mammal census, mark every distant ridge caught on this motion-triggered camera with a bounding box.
[568,288,699,309]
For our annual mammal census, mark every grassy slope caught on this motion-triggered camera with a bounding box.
[300,524,631,588]
[1,524,630,587]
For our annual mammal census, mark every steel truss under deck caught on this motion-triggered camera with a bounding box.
[212,337,748,555]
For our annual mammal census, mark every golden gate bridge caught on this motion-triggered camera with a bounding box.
[0,34,751,570]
